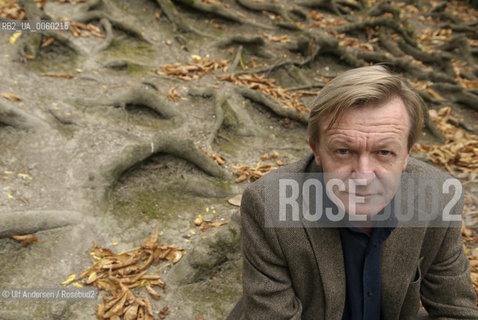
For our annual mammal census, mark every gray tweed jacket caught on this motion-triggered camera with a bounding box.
[227,153,478,320]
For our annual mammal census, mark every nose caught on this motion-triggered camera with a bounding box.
[350,154,376,184]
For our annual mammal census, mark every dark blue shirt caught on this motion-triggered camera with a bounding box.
[339,206,397,320]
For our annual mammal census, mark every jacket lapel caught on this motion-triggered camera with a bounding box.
[380,226,426,319]
[300,155,345,320]
[302,226,346,320]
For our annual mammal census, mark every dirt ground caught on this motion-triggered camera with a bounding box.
[0,0,477,319]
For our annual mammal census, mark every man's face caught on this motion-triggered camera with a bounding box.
[309,96,411,217]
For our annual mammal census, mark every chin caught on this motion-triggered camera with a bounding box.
[339,196,389,218]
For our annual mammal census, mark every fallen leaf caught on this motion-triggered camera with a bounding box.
[159,305,170,319]
[40,37,55,48]
[0,92,22,101]
[227,194,242,207]
[61,274,76,285]
[41,73,75,79]
[8,32,22,45]
[167,85,180,102]
[11,234,39,247]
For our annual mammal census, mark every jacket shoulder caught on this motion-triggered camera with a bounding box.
[243,153,316,196]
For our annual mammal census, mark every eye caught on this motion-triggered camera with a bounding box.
[378,150,392,156]
[336,149,349,155]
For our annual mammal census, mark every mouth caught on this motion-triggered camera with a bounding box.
[340,191,379,197]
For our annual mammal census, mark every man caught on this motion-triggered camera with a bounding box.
[227,66,478,319]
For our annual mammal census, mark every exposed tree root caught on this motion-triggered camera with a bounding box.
[188,86,266,138]
[229,45,243,71]
[72,0,149,44]
[230,34,364,75]
[287,84,324,91]
[45,31,88,56]
[428,2,463,24]
[236,0,300,26]
[153,0,207,35]
[186,86,225,148]
[0,101,48,130]
[352,49,455,83]
[313,34,365,67]
[396,39,454,76]
[173,0,272,29]
[68,87,181,119]
[16,0,86,58]
[100,134,231,188]
[0,210,82,238]
[207,90,227,148]
[368,1,400,19]
[103,59,148,70]
[93,18,114,53]
[378,28,405,57]
[297,0,342,15]
[217,35,274,58]
[424,113,446,143]
[438,34,475,66]
[235,86,309,124]
[432,83,478,111]
[333,17,417,47]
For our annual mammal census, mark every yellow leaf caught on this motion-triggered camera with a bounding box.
[111,242,118,246]
[72,282,83,288]
[9,32,22,45]
[62,274,76,285]
[18,173,32,180]
[7,194,13,199]
[87,272,97,283]
[0,93,22,101]
[4,171,13,174]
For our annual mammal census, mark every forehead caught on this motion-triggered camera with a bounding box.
[320,97,410,139]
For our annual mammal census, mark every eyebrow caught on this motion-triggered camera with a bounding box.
[327,138,403,149]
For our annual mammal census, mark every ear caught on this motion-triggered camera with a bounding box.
[308,138,321,167]
[401,153,410,171]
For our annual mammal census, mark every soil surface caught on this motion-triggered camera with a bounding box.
[0,0,477,319]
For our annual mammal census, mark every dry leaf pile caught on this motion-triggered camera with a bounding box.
[409,80,445,101]
[233,151,284,183]
[257,31,290,43]
[218,73,315,113]
[205,151,226,166]
[0,1,25,20]
[414,107,478,298]
[453,60,478,90]
[414,107,478,176]
[71,229,182,320]
[155,56,228,81]
[167,86,180,102]
[70,22,105,38]
[309,10,348,28]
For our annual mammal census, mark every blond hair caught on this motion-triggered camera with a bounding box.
[307,65,424,150]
